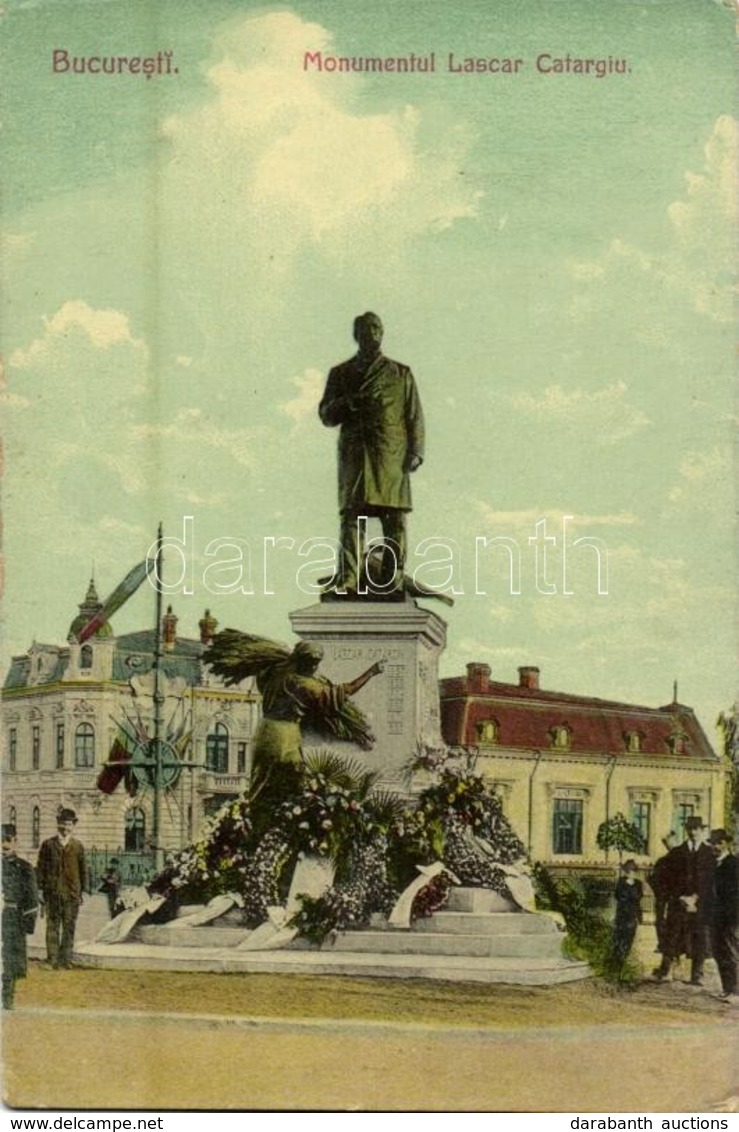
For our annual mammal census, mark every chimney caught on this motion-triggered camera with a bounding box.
[518,666,540,691]
[162,605,178,651]
[466,662,491,693]
[199,609,218,645]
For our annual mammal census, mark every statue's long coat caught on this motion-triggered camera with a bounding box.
[319,353,424,513]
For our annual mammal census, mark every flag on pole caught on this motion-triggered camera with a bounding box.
[96,726,140,797]
[77,558,155,643]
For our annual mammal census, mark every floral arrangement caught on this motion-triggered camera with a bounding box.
[148,746,531,941]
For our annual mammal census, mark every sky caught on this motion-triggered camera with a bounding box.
[1,0,736,740]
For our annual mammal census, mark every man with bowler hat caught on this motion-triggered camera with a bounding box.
[36,808,87,969]
[653,816,715,985]
[2,824,39,1008]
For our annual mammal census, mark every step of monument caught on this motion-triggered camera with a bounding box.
[75,940,590,985]
[137,924,248,949]
[328,929,564,959]
[414,911,559,936]
[447,889,517,914]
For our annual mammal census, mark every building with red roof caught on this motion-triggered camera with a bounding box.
[440,662,725,866]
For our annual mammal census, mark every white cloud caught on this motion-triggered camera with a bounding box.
[9,300,145,369]
[476,503,640,532]
[668,115,737,246]
[279,368,324,424]
[666,446,733,514]
[508,381,649,445]
[130,408,271,474]
[161,11,481,264]
[568,117,738,325]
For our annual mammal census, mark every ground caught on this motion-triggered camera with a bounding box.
[4,898,737,1112]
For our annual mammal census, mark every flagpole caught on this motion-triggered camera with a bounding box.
[152,522,165,873]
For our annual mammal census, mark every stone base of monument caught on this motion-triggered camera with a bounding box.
[74,886,590,985]
[290,598,447,787]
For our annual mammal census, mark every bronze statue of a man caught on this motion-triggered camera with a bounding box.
[319,313,424,597]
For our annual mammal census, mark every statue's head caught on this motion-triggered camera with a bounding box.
[353,312,384,354]
[293,640,324,674]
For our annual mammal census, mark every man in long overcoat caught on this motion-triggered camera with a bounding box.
[319,313,424,596]
[2,823,39,1009]
[36,807,87,969]
[653,816,715,984]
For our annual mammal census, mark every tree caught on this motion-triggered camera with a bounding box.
[596,812,645,866]
[717,705,739,833]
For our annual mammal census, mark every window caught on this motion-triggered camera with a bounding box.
[631,801,651,853]
[675,801,695,835]
[124,807,146,852]
[9,728,17,771]
[206,722,229,774]
[9,806,17,830]
[476,719,498,744]
[56,722,65,768]
[32,725,40,770]
[667,731,688,755]
[626,731,641,753]
[237,742,247,774]
[32,806,40,849]
[80,644,93,670]
[552,798,583,855]
[75,722,95,767]
[552,725,571,750]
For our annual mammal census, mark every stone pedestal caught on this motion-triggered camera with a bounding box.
[289,598,447,786]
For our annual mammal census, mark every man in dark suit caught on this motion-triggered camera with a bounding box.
[2,823,39,1009]
[36,807,87,969]
[653,815,715,985]
[709,828,738,1004]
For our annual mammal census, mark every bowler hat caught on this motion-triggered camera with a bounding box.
[1,823,17,840]
[684,816,705,831]
[57,807,78,824]
[709,828,730,844]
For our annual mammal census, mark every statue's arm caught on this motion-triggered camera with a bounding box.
[319,367,355,427]
[341,660,385,697]
[405,369,425,470]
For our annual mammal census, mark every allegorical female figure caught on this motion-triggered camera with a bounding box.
[206,630,384,836]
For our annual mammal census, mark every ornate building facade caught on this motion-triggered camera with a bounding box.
[2,581,259,875]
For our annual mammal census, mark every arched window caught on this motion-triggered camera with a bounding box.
[125,807,146,852]
[551,725,572,750]
[80,644,93,670]
[8,728,17,771]
[75,722,95,767]
[206,722,229,774]
[9,805,17,830]
[32,806,40,849]
[32,725,41,769]
[56,722,65,768]
[476,719,498,744]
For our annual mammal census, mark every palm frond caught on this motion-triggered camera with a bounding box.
[302,750,380,795]
[367,788,407,827]
[204,629,291,686]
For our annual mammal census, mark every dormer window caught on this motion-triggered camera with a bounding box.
[667,731,688,755]
[80,644,93,670]
[476,719,499,744]
[625,731,642,753]
[551,724,571,750]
